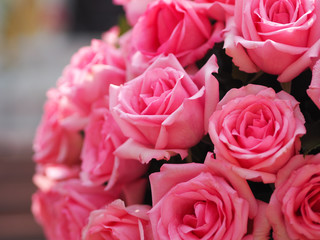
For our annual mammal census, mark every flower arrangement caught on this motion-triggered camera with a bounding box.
[31,0,320,239]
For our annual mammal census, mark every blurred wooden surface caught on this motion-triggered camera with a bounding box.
[0,149,45,240]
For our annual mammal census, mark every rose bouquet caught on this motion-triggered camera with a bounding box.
[31,0,320,239]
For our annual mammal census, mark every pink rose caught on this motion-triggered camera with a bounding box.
[148,152,258,240]
[307,58,320,109]
[33,88,83,165]
[80,100,148,189]
[208,84,306,183]
[110,54,219,163]
[224,0,320,82]
[58,28,125,119]
[32,179,118,240]
[130,0,224,67]
[82,199,152,240]
[267,154,320,240]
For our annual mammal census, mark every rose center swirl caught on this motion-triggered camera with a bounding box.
[180,201,222,238]
[266,0,296,24]
[223,103,277,151]
[135,68,189,115]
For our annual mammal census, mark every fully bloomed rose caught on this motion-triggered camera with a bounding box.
[148,152,258,240]
[208,84,306,183]
[130,0,224,68]
[58,27,125,119]
[33,88,83,165]
[80,100,148,190]
[267,154,320,240]
[32,179,118,240]
[110,54,219,163]
[307,58,320,109]
[82,199,152,240]
[224,0,320,82]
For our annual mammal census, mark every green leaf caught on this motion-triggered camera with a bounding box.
[118,15,131,35]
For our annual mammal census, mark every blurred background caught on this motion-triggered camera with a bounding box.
[0,0,123,239]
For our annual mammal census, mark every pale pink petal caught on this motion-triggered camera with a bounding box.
[114,138,188,164]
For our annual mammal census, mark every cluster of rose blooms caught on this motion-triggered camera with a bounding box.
[31,0,320,239]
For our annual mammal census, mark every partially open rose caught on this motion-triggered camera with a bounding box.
[82,199,152,240]
[208,84,306,183]
[224,0,320,82]
[267,154,320,239]
[148,153,258,239]
[110,54,219,163]
[130,0,224,67]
